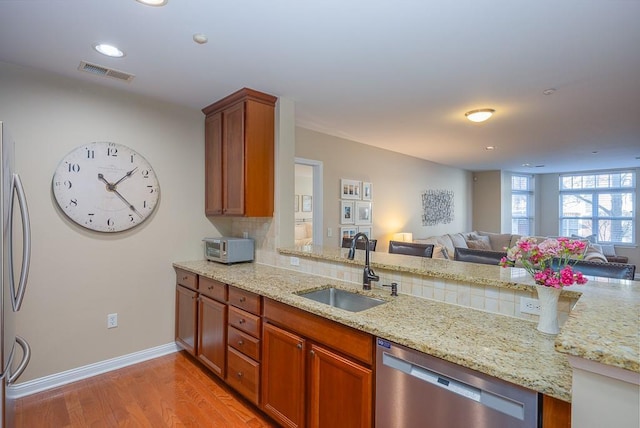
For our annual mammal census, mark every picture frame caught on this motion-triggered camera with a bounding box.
[362,182,372,201]
[294,194,299,212]
[340,226,358,240]
[340,178,361,200]
[358,226,372,239]
[302,195,312,212]
[340,200,355,224]
[355,201,372,225]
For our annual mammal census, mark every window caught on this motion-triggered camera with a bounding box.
[511,174,534,235]
[559,170,635,244]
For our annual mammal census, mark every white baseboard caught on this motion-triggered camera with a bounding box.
[6,342,180,399]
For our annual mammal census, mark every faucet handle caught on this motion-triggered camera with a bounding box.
[382,282,398,296]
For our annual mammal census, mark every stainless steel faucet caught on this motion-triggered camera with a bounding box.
[347,232,380,290]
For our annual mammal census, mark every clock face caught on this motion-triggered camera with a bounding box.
[52,142,160,232]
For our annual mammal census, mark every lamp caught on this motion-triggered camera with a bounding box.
[393,232,413,242]
[465,108,495,123]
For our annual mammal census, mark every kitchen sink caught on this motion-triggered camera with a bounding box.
[297,287,386,312]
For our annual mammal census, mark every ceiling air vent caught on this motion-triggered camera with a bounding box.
[78,61,135,83]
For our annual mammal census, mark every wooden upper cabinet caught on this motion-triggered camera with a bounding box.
[202,88,277,217]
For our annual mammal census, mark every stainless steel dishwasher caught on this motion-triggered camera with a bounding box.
[376,338,539,428]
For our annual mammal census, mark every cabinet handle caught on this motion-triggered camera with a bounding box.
[182,276,188,281]
[238,340,244,346]
[239,296,246,303]
[208,285,213,290]
[297,343,302,350]
[238,319,246,324]
[310,350,315,356]
[237,372,243,378]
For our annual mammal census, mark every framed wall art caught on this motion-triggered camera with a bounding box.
[355,201,372,225]
[362,182,372,201]
[340,226,358,240]
[302,195,312,212]
[358,226,372,239]
[340,200,355,224]
[340,179,361,200]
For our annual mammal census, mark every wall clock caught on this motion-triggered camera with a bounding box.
[52,142,160,232]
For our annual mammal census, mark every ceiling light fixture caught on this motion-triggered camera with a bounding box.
[485,146,496,151]
[135,0,168,6]
[93,43,125,58]
[543,88,556,95]
[193,33,209,44]
[465,108,495,123]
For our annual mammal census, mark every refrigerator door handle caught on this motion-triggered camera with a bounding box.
[7,336,31,385]
[10,173,31,312]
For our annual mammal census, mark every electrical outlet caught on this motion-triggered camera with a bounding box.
[107,313,118,329]
[327,227,332,237]
[520,297,541,315]
[290,256,300,266]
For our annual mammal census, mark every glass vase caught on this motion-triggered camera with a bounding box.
[536,286,561,335]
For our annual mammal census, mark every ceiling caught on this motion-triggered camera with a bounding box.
[1,0,639,174]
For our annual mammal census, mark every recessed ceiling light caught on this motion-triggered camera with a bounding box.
[465,109,495,123]
[591,151,599,154]
[93,43,125,58]
[135,0,168,6]
[522,163,532,168]
[485,146,496,151]
[543,88,556,95]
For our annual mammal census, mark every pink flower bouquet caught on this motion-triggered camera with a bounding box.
[500,237,589,288]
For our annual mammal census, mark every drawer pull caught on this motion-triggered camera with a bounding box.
[208,285,213,290]
[238,319,246,324]
[297,343,302,350]
[237,371,243,378]
[310,350,315,356]
[182,276,188,281]
[239,296,246,303]
[238,340,244,346]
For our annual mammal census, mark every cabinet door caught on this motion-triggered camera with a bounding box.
[175,285,198,356]
[222,102,245,215]
[308,344,372,428]
[198,295,227,378]
[262,323,306,428]
[204,112,223,215]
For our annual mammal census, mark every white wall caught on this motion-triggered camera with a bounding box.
[0,62,218,382]
[295,127,472,250]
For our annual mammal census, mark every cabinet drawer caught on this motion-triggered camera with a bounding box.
[227,347,260,405]
[228,326,260,361]
[199,276,227,302]
[228,306,261,337]
[176,269,197,290]
[228,287,261,315]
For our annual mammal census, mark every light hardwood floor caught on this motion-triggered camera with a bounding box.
[15,351,278,427]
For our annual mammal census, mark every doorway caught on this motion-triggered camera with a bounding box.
[294,158,323,246]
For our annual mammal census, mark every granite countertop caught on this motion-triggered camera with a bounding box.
[175,259,577,402]
[281,246,640,373]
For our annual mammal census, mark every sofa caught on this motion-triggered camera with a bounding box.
[415,231,610,262]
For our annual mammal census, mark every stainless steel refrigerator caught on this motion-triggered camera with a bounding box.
[0,122,31,428]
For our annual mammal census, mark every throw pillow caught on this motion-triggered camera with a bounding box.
[467,239,492,251]
[600,244,617,257]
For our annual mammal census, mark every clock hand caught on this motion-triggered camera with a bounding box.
[98,173,143,218]
[111,188,144,219]
[113,167,138,187]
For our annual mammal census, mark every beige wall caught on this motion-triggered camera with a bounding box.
[295,127,473,250]
[471,171,503,233]
[0,62,219,382]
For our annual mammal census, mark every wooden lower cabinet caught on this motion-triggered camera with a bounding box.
[308,343,372,428]
[542,394,571,428]
[262,323,306,428]
[175,285,198,355]
[262,322,373,428]
[197,295,226,378]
